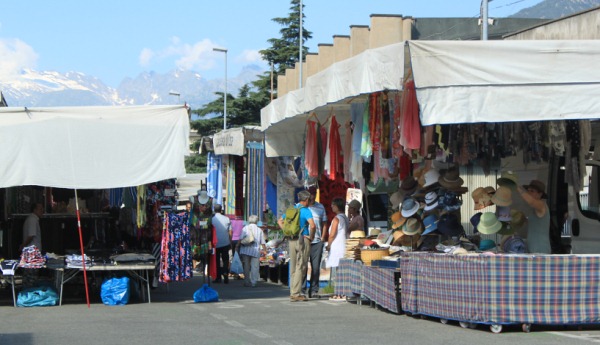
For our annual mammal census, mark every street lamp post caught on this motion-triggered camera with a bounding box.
[213,47,228,130]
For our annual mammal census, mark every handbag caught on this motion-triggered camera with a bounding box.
[240,226,255,245]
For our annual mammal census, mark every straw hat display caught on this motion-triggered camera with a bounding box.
[472,187,492,210]
[392,229,420,247]
[491,186,512,207]
[349,230,366,239]
[437,213,464,237]
[422,169,441,191]
[345,238,362,260]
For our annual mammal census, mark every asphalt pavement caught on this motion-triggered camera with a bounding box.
[2,274,600,345]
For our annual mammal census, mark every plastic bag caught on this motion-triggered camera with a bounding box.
[17,284,59,307]
[230,252,243,274]
[193,283,219,303]
[101,277,130,306]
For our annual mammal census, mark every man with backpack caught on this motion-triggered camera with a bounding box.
[278,190,316,302]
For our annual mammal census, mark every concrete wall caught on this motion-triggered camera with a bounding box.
[369,14,404,49]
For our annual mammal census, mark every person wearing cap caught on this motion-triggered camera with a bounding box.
[347,199,365,238]
[303,187,328,298]
[277,190,316,302]
[517,180,551,254]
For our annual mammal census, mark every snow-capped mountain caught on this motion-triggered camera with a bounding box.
[0,65,264,108]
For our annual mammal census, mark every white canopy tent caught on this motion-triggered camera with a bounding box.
[0,105,190,189]
[261,40,600,157]
[0,104,190,307]
[408,40,600,125]
[261,42,405,157]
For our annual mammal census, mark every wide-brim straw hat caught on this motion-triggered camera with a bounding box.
[438,168,464,189]
[423,191,439,211]
[472,187,491,210]
[497,171,519,190]
[390,211,406,230]
[477,212,503,235]
[389,191,403,210]
[510,209,526,231]
[491,186,512,207]
[402,217,423,236]
[392,231,420,247]
[401,197,420,218]
[422,214,440,236]
[349,230,366,238]
[399,176,419,197]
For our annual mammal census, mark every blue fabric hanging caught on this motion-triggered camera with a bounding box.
[207,152,223,207]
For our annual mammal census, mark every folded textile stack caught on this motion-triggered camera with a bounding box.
[18,245,46,268]
[66,254,93,268]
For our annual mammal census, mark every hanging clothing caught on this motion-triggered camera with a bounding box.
[400,80,421,152]
[159,211,192,283]
[360,100,372,159]
[326,115,342,180]
[225,155,236,215]
[305,121,319,178]
[392,93,403,158]
[343,120,353,183]
[245,142,265,218]
[207,152,223,207]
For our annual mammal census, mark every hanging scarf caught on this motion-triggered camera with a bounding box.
[305,121,320,178]
[245,142,265,218]
[360,100,372,159]
[327,115,342,180]
[400,80,421,152]
[225,155,236,215]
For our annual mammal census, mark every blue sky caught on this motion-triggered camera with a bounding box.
[0,0,541,88]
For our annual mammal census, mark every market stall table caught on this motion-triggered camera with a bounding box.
[400,252,600,332]
[362,265,401,314]
[54,262,155,306]
[335,259,364,300]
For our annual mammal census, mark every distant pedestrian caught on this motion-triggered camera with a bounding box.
[212,204,232,283]
[239,215,266,287]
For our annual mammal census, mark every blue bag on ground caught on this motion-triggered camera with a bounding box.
[101,277,130,306]
[193,283,219,303]
[230,252,243,275]
[17,285,59,307]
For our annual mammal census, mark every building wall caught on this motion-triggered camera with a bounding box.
[505,7,600,40]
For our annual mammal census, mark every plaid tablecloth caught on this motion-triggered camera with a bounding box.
[362,266,400,313]
[335,259,364,297]
[401,252,600,325]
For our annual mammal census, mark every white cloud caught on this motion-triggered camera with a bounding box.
[138,37,217,71]
[139,48,155,67]
[236,49,265,64]
[0,38,38,79]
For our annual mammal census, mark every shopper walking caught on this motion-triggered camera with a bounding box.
[212,204,232,283]
[239,215,266,287]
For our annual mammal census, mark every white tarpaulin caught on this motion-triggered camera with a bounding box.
[408,40,600,125]
[0,105,190,189]
[261,42,405,157]
[213,126,263,156]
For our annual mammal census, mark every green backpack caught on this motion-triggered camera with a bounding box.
[282,206,302,237]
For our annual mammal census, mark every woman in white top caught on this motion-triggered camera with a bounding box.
[239,215,266,287]
[326,197,349,299]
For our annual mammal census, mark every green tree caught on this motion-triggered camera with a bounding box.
[187,0,311,172]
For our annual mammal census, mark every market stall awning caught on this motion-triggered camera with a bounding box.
[408,40,600,126]
[212,126,263,156]
[0,105,190,189]
[261,42,405,157]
